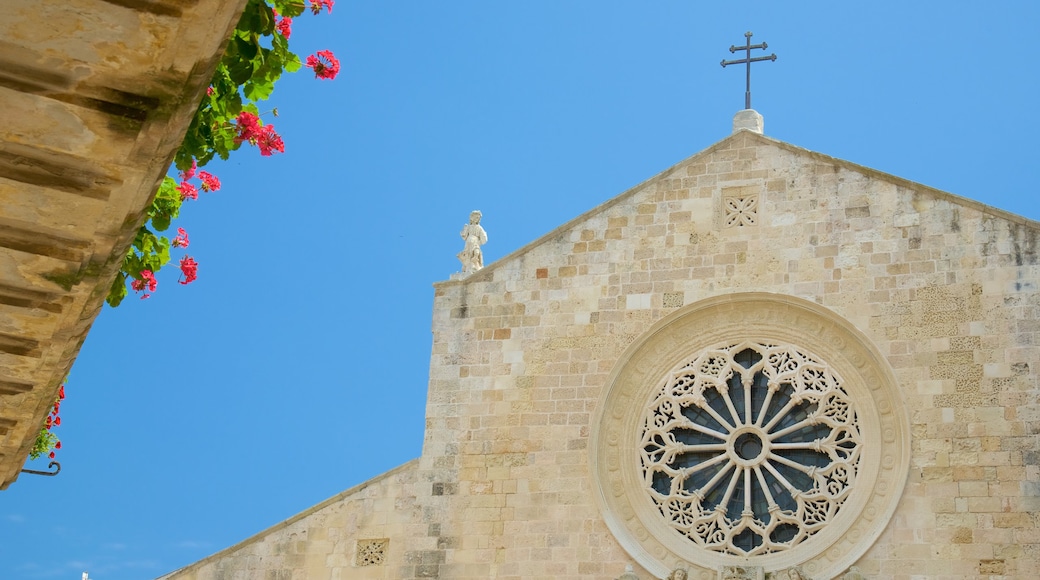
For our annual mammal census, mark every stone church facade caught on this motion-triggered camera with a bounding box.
[163,115,1040,579]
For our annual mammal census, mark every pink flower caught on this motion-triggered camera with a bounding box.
[305,50,340,80]
[235,111,262,144]
[199,171,221,192]
[179,158,197,181]
[172,227,190,248]
[257,125,285,156]
[206,86,214,96]
[310,0,333,14]
[131,269,157,298]
[179,256,199,285]
[276,15,293,39]
[177,181,198,201]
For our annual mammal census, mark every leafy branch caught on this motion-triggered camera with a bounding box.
[106,0,337,306]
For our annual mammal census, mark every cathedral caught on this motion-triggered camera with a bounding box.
[161,110,1040,579]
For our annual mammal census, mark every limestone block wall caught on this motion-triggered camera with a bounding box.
[418,131,1040,579]
[162,460,421,580]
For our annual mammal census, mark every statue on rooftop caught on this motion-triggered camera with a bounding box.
[457,210,487,274]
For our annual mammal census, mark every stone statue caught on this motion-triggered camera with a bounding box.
[457,210,487,274]
[772,567,806,580]
[667,568,688,580]
[616,564,640,580]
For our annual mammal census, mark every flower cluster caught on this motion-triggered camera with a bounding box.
[306,49,340,80]
[172,227,190,248]
[310,0,334,15]
[178,157,221,200]
[130,269,157,299]
[179,256,199,285]
[108,0,342,308]
[30,383,65,460]
[235,111,286,156]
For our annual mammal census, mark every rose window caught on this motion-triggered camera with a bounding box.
[640,342,861,556]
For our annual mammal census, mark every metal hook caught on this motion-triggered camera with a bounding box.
[21,461,61,477]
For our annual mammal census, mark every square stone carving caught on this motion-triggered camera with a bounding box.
[723,192,758,227]
[662,292,684,308]
[355,538,388,566]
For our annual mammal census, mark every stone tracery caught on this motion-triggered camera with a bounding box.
[639,342,861,556]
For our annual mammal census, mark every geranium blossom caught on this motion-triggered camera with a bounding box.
[179,256,198,285]
[305,50,340,80]
[172,227,190,248]
[276,15,292,39]
[235,111,262,144]
[131,269,157,298]
[310,0,333,14]
[199,171,221,192]
[177,181,198,201]
[257,125,285,156]
[179,158,197,181]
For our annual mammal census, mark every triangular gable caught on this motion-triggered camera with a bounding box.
[452,129,1040,285]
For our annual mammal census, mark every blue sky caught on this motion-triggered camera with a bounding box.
[3,2,1039,578]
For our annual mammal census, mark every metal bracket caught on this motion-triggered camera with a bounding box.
[21,461,61,477]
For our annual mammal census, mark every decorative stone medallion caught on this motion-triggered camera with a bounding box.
[355,538,388,566]
[591,294,909,579]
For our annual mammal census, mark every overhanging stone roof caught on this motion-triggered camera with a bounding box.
[0,0,248,489]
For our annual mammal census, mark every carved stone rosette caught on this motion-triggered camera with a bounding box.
[590,294,909,580]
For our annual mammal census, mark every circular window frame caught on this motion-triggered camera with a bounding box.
[590,293,910,579]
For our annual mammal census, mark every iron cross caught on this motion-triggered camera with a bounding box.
[721,31,777,110]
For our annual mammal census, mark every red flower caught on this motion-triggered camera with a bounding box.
[54,416,61,426]
[199,171,221,192]
[172,227,190,248]
[179,256,199,285]
[58,385,65,400]
[177,181,198,201]
[305,50,340,80]
[45,416,52,429]
[206,86,214,96]
[235,111,262,144]
[179,158,197,181]
[257,125,285,156]
[310,0,333,14]
[132,269,158,298]
[276,15,293,39]
[49,451,55,459]
[55,441,61,449]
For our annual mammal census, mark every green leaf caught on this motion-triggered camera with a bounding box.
[284,52,301,73]
[272,0,305,18]
[106,273,128,307]
[228,59,254,85]
[152,213,171,232]
[244,79,275,101]
[234,35,259,61]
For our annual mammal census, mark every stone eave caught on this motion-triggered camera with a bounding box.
[436,129,1040,288]
[0,0,249,489]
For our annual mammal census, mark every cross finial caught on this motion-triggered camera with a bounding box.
[721,31,777,109]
